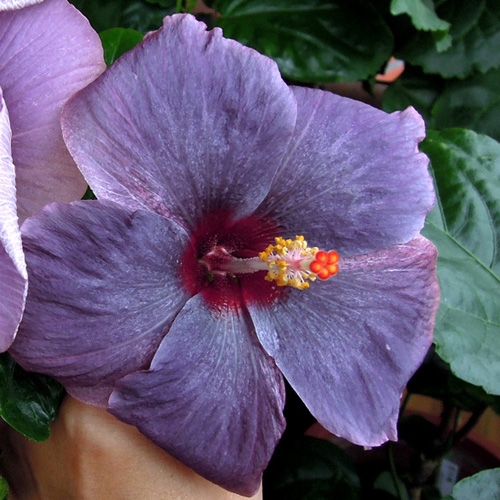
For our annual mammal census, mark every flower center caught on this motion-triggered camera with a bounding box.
[180,211,339,311]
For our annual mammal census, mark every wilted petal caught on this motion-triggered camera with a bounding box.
[10,200,190,405]
[0,0,105,221]
[62,14,297,230]
[109,294,286,496]
[0,0,43,11]
[247,236,439,446]
[257,86,434,256]
[0,90,26,351]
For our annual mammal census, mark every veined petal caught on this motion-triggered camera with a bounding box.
[109,294,286,496]
[247,236,439,446]
[0,90,26,351]
[10,200,190,405]
[0,0,43,11]
[62,14,297,230]
[257,86,435,256]
[0,0,105,221]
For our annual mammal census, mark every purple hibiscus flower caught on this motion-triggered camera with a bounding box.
[0,0,43,10]
[11,14,439,496]
[0,0,104,351]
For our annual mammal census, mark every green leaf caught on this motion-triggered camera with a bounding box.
[264,436,360,499]
[214,0,393,83]
[0,477,8,500]
[449,468,500,500]
[82,186,97,200]
[431,67,500,143]
[373,471,409,500]
[391,0,450,32]
[420,129,500,395]
[408,351,500,414]
[70,0,176,33]
[382,66,444,123]
[70,0,137,32]
[100,28,144,66]
[144,0,178,7]
[390,0,451,51]
[0,353,65,441]
[120,1,177,32]
[397,0,500,78]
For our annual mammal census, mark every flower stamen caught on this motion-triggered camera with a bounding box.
[259,236,339,290]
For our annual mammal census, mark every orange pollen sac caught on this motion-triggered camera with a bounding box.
[258,236,340,290]
[309,250,339,280]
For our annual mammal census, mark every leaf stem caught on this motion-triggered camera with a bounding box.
[449,405,487,448]
[388,441,407,500]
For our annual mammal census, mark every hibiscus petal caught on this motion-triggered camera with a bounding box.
[247,236,439,446]
[0,0,105,221]
[257,86,435,256]
[62,14,297,230]
[10,200,190,405]
[109,294,286,496]
[0,0,43,11]
[0,90,26,351]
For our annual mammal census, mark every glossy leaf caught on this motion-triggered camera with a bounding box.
[0,477,7,500]
[264,436,360,500]
[390,0,449,32]
[390,0,451,51]
[100,28,143,66]
[398,0,500,78]
[0,353,64,441]
[214,0,393,83]
[373,471,409,500]
[82,186,97,200]
[70,0,137,31]
[449,468,500,500]
[143,0,177,7]
[120,1,176,31]
[382,66,444,123]
[420,129,500,395]
[408,351,500,414]
[431,68,500,142]
[70,0,176,32]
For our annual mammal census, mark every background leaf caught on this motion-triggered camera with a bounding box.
[0,477,7,500]
[390,0,449,32]
[449,468,500,500]
[390,0,451,51]
[263,436,360,500]
[373,470,410,500]
[0,353,65,441]
[100,28,144,66]
[70,0,176,32]
[397,0,500,78]
[420,129,500,395]
[408,351,500,414]
[431,68,500,142]
[382,66,444,123]
[214,0,393,83]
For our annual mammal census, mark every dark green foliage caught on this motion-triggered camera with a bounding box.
[0,353,65,442]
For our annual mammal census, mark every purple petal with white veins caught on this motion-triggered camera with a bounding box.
[246,236,439,446]
[62,14,297,230]
[109,294,286,496]
[0,0,43,11]
[0,90,26,351]
[10,200,190,405]
[257,86,435,256]
[0,0,105,221]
